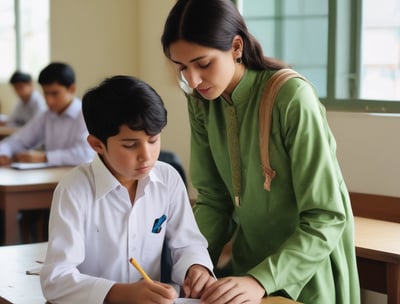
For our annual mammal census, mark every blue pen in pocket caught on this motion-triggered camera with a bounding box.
[152,214,167,233]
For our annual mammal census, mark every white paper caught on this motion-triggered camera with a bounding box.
[11,162,49,170]
[174,299,201,304]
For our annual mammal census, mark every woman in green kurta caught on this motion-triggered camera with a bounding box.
[161,0,360,303]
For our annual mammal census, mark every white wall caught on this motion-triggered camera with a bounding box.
[328,112,400,197]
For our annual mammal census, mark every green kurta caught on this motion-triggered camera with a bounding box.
[188,69,360,303]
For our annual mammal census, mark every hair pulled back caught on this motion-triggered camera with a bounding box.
[161,0,287,70]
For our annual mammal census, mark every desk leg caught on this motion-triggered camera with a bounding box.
[386,263,400,304]
[4,204,19,245]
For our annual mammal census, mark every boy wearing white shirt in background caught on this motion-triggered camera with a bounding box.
[40,75,215,304]
[3,71,46,127]
[0,62,94,166]
[0,62,95,244]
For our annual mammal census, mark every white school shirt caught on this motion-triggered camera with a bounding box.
[0,97,94,166]
[40,155,214,304]
[7,90,47,127]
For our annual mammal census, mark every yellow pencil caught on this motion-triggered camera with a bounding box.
[129,257,153,282]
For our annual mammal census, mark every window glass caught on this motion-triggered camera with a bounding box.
[0,0,16,80]
[0,0,49,81]
[360,0,400,101]
[242,0,400,110]
[20,0,50,78]
[242,0,329,97]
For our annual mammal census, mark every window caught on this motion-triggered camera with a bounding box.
[360,0,400,101]
[239,0,400,113]
[0,0,49,81]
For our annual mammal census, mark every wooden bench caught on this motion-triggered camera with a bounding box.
[350,192,400,304]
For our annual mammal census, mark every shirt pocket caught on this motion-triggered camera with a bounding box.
[141,228,166,265]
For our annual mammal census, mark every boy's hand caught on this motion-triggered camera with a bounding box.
[183,264,216,299]
[14,150,46,163]
[106,280,177,304]
[0,155,11,166]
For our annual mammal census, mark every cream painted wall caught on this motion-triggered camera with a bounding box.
[136,0,192,195]
[328,112,400,197]
[50,0,139,97]
[0,85,15,115]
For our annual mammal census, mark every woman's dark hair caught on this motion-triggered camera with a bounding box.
[82,75,167,145]
[161,0,287,70]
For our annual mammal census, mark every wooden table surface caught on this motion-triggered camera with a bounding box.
[354,216,400,304]
[354,216,400,261]
[0,166,73,244]
[0,242,301,304]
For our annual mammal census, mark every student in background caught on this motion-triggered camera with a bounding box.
[0,62,94,166]
[161,0,360,303]
[40,75,215,304]
[0,62,94,243]
[1,71,46,127]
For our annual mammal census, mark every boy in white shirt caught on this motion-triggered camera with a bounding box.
[0,62,94,166]
[4,71,46,127]
[0,63,95,243]
[40,75,215,304]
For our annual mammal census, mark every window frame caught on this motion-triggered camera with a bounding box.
[239,0,400,114]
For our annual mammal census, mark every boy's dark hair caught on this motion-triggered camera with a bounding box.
[82,75,167,145]
[38,62,75,87]
[9,71,32,84]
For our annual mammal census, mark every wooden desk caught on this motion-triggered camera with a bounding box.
[0,166,72,245]
[0,242,300,304]
[354,216,400,304]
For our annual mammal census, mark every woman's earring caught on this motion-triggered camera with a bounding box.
[236,57,242,64]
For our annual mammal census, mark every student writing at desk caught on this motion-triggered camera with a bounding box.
[0,62,95,243]
[0,71,46,127]
[0,62,94,166]
[40,76,215,304]
[161,0,360,303]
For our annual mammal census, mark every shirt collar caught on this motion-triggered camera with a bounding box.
[91,155,120,200]
[228,69,259,104]
[64,97,82,119]
[91,154,163,200]
[50,97,82,119]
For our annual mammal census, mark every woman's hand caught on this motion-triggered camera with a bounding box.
[201,276,265,304]
[182,264,216,299]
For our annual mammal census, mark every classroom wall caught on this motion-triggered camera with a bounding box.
[50,0,139,96]
[1,1,398,302]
